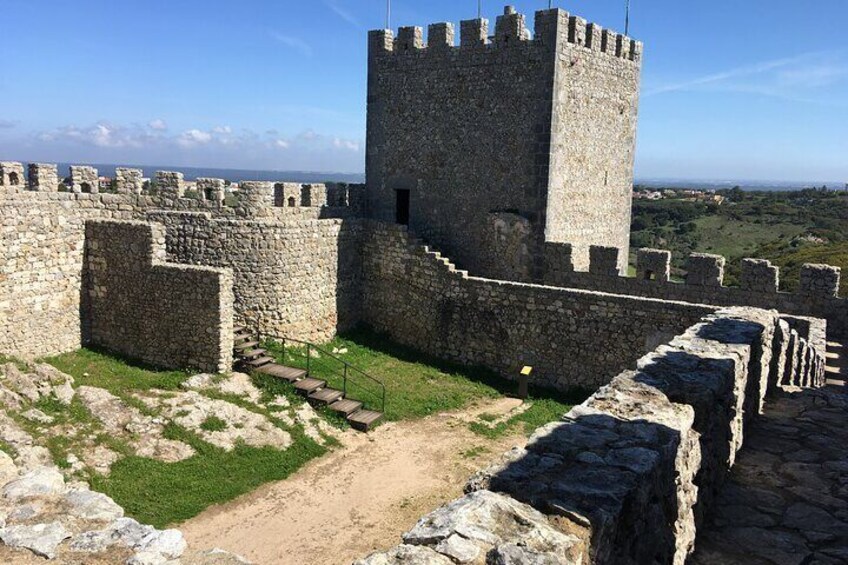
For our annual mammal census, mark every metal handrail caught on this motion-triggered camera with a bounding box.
[255,330,386,413]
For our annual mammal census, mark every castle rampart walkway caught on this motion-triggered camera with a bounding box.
[691,371,848,564]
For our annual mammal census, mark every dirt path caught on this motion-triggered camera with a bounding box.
[180,397,526,565]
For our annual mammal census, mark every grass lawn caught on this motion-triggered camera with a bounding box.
[22,327,588,528]
[691,216,804,259]
[264,326,539,421]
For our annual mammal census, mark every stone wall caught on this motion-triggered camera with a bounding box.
[0,169,363,362]
[361,221,715,390]
[150,212,363,344]
[543,246,847,338]
[358,307,827,565]
[84,220,234,373]
[366,7,641,279]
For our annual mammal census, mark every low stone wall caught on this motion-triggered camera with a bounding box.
[149,212,364,344]
[358,307,827,565]
[361,222,716,390]
[85,220,234,373]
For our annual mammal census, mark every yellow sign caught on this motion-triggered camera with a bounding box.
[520,366,533,376]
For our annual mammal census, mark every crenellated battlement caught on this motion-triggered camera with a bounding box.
[0,161,364,216]
[368,6,641,63]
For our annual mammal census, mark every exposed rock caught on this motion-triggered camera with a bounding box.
[136,528,187,558]
[355,544,454,565]
[153,391,291,451]
[65,489,124,522]
[127,550,170,565]
[3,467,65,500]
[77,386,194,462]
[181,548,254,564]
[183,373,262,404]
[0,450,18,485]
[294,402,341,446]
[0,521,71,558]
[21,409,54,425]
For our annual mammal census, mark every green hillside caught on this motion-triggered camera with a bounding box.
[630,188,848,294]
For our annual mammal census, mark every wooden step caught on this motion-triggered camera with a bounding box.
[347,409,383,432]
[254,364,307,382]
[233,325,247,334]
[308,387,344,405]
[234,340,260,352]
[293,377,326,394]
[234,332,253,343]
[239,348,266,359]
[245,356,274,368]
[328,398,362,417]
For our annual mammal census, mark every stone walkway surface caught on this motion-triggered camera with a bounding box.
[691,381,848,565]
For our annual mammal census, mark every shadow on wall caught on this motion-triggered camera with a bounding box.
[468,412,685,564]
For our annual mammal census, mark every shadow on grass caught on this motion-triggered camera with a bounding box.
[336,325,594,406]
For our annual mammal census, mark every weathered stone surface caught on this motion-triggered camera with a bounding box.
[65,489,124,522]
[355,544,454,565]
[0,521,71,558]
[77,386,195,462]
[3,467,65,500]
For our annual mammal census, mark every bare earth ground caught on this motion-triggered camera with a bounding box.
[180,397,526,565]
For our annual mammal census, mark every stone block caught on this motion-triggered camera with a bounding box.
[686,253,725,287]
[740,259,779,293]
[28,163,59,192]
[589,246,620,276]
[115,168,144,194]
[799,264,840,299]
[460,18,488,46]
[636,248,671,282]
[155,171,185,198]
[0,161,25,189]
[69,165,99,194]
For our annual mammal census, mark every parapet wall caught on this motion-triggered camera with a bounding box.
[543,244,847,338]
[0,178,363,362]
[149,212,364,344]
[358,307,827,565]
[84,220,234,373]
[361,221,715,390]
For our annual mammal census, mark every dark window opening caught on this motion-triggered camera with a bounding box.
[288,196,296,207]
[644,269,656,281]
[395,189,410,226]
[80,182,92,193]
[8,172,20,185]
[204,188,214,201]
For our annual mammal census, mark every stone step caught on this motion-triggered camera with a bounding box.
[308,387,344,406]
[328,398,363,417]
[245,356,274,368]
[239,348,266,359]
[293,378,327,395]
[234,340,260,352]
[347,409,383,432]
[254,364,307,382]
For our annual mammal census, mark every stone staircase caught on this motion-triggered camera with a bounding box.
[824,339,846,387]
[233,327,383,431]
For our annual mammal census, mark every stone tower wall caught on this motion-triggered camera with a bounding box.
[366,7,641,278]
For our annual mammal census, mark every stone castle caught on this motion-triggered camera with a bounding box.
[1,6,845,563]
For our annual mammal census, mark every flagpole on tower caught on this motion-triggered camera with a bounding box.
[478,0,482,19]
[625,0,631,35]
[386,0,391,30]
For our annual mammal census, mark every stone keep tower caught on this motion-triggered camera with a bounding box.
[366,6,642,278]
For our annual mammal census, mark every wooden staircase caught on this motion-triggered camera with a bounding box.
[233,327,384,431]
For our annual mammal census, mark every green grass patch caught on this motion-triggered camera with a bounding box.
[199,416,228,432]
[0,354,29,371]
[469,395,586,440]
[44,348,192,395]
[91,424,326,528]
[262,326,516,422]
[460,446,491,459]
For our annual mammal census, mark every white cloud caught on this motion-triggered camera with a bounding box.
[644,50,848,105]
[148,118,168,131]
[323,0,360,28]
[270,32,313,57]
[13,121,365,173]
[179,129,213,146]
[333,137,360,151]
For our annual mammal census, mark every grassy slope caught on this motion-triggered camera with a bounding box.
[264,327,513,421]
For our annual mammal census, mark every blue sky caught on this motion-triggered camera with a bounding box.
[1,0,846,181]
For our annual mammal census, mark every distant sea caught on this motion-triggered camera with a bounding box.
[51,163,365,184]
[43,163,847,191]
[635,177,848,192]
